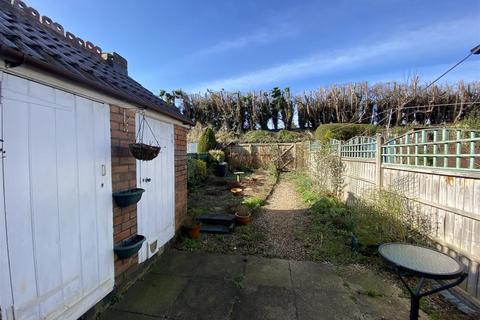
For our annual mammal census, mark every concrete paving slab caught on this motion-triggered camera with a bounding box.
[289,260,347,293]
[232,286,297,320]
[193,253,246,280]
[111,273,187,317]
[339,265,401,298]
[244,255,292,288]
[150,249,206,277]
[168,278,237,320]
[295,288,363,320]
[98,309,158,320]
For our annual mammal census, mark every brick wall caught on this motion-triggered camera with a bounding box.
[174,125,188,230]
[110,105,139,284]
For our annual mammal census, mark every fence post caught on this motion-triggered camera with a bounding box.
[375,133,383,188]
[337,140,342,158]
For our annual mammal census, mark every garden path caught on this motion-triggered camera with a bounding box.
[256,176,310,260]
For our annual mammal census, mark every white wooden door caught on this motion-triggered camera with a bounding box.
[0,73,114,320]
[137,116,175,263]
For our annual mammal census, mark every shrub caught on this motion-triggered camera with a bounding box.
[242,130,306,143]
[457,110,480,129]
[187,158,207,187]
[276,130,299,142]
[243,130,273,143]
[198,128,217,152]
[315,124,377,143]
[208,149,225,163]
[242,197,265,212]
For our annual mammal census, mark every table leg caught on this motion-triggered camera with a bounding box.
[410,295,420,320]
[394,268,467,320]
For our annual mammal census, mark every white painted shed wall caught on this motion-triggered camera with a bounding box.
[0,73,114,320]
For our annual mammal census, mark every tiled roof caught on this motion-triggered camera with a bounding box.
[0,0,192,124]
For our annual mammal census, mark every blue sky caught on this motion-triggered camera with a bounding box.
[29,0,480,94]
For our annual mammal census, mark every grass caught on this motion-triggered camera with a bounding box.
[288,170,427,262]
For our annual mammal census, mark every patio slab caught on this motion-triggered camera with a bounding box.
[168,278,238,320]
[244,255,292,288]
[99,249,427,320]
[232,286,296,320]
[111,273,187,316]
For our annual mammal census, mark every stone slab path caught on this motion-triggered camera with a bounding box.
[100,250,424,320]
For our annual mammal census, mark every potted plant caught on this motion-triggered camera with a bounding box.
[183,208,204,239]
[112,188,145,208]
[235,206,252,225]
[114,234,146,259]
[129,114,161,161]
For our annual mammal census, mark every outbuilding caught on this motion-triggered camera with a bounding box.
[0,1,191,319]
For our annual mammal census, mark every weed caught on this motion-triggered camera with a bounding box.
[358,289,383,298]
[179,235,203,250]
[110,293,123,304]
[242,197,265,212]
[232,275,245,289]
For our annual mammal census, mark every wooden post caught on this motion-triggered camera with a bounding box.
[375,133,383,188]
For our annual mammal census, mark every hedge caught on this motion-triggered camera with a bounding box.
[315,124,377,143]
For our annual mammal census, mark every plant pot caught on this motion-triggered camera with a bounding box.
[216,162,228,177]
[114,234,146,259]
[129,143,160,161]
[113,188,145,208]
[235,212,251,225]
[184,223,202,239]
[230,187,243,197]
[197,152,209,162]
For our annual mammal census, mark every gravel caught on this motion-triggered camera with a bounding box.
[256,175,310,260]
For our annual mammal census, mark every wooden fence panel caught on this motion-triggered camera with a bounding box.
[304,129,480,302]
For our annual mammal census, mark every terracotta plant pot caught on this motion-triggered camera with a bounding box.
[230,187,243,197]
[235,212,252,225]
[184,223,201,239]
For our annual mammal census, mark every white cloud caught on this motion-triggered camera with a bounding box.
[187,17,479,92]
[190,24,296,57]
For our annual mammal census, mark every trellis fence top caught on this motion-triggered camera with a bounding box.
[308,127,480,172]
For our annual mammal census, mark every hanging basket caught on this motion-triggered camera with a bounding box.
[129,113,161,161]
[129,143,160,161]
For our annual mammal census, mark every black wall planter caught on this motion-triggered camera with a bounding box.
[114,234,146,259]
[112,188,145,208]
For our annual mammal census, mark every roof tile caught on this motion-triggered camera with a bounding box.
[0,0,191,124]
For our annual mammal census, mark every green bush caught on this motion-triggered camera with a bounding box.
[198,128,217,152]
[242,130,273,143]
[457,110,480,129]
[315,124,377,143]
[187,158,207,187]
[242,197,265,212]
[208,149,225,163]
